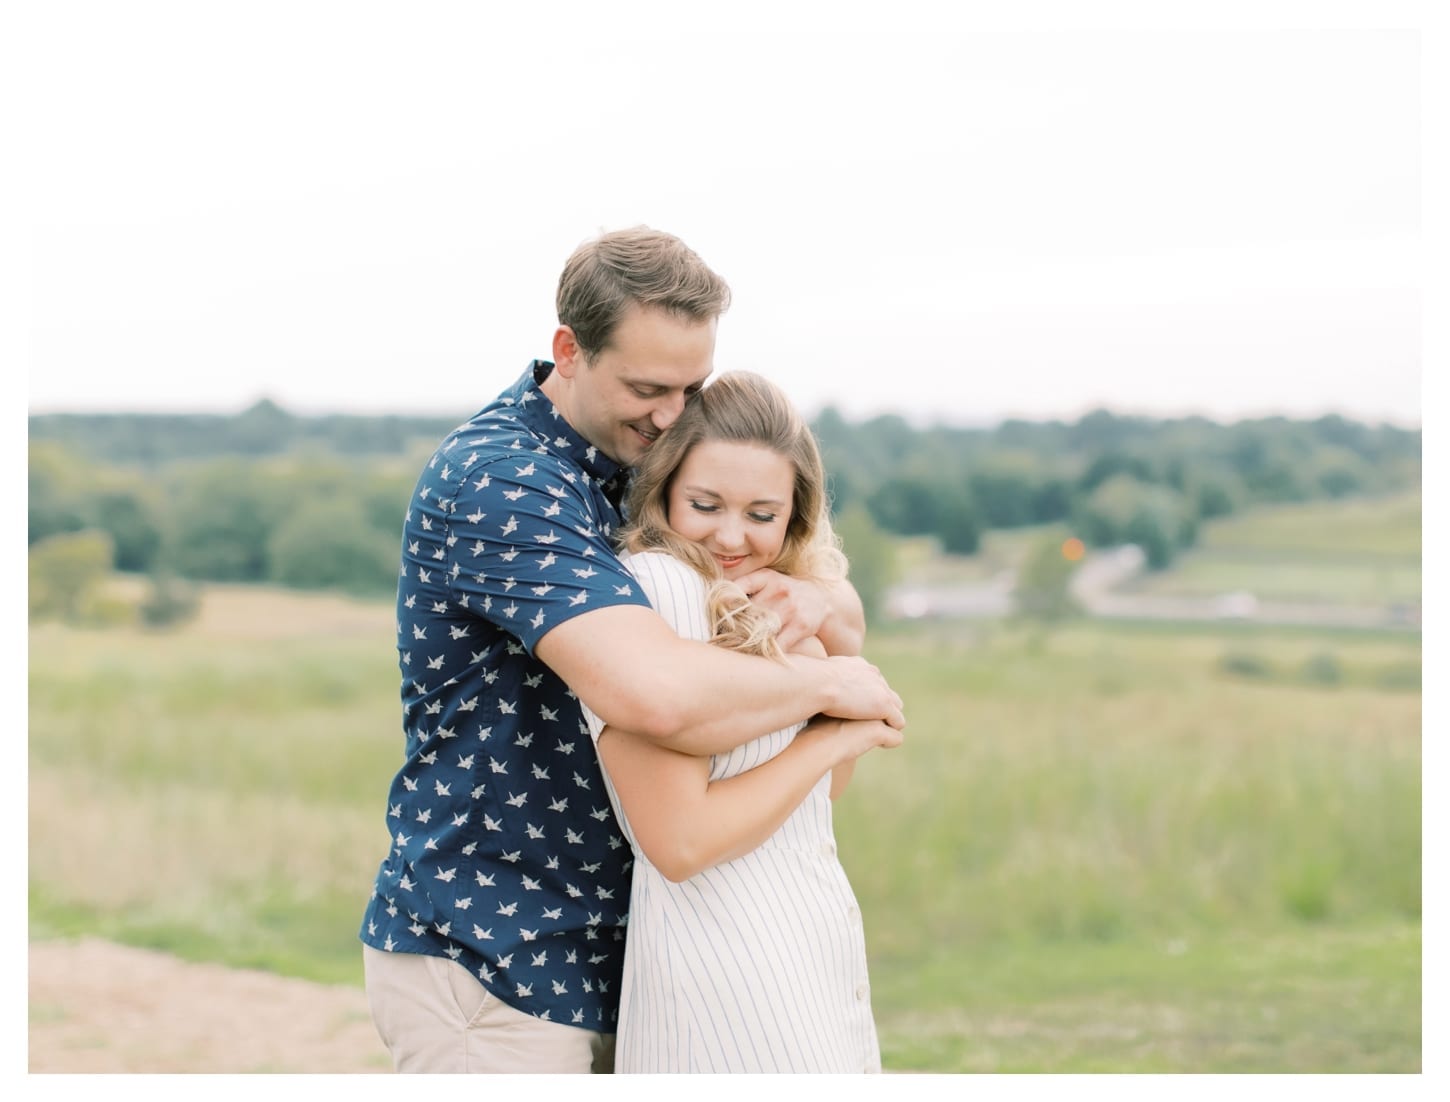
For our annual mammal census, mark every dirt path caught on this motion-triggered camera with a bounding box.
[28,938,391,1074]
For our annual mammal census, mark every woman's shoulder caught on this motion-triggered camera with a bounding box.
[619,550,710,624]
[621,548,700,577]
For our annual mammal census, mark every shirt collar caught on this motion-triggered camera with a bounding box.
[500,360,630,487]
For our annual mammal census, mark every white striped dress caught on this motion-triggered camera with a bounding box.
[583,550,881,1074]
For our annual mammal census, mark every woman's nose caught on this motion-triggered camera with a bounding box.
[714,515,744,548]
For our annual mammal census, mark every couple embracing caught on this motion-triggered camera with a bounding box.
[359,226,906,1074]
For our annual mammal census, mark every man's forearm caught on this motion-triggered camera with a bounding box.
[816,575,866,656]
[537,605,899,757]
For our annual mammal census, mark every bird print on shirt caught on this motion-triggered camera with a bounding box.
[362,370,654,1031]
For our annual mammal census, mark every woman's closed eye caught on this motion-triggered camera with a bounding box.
[747,511,778,524]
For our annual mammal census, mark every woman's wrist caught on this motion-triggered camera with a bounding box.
[797,715,849,768]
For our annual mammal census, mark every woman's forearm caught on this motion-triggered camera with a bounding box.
[599,720,846,883]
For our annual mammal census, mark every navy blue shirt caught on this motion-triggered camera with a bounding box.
[360,361,652,1030]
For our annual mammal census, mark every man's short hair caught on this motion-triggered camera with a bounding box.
[556,227,731,359]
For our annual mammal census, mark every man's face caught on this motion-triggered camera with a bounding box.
[557,305,716,467]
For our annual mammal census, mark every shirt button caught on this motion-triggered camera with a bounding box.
[854,983,868,1001]
[821,840,837,857]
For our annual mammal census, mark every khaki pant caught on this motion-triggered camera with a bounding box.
[363,946,615,1073]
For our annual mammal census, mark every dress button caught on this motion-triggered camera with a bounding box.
[854,982,868,1001]
[821,840,837,857]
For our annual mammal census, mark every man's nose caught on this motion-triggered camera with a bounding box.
[651,391,688,430]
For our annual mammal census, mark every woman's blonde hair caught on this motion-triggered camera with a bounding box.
[620,371,847,660]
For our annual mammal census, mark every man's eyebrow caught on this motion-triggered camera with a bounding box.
[621,370,707,391]
[619,371,669,388]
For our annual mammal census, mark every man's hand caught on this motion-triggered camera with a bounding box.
[802,654,906,730]
[736,568,863,654]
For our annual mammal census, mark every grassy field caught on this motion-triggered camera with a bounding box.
[27,579,1421,1072]
[844,617,1420,1071]
[1124,490,1422,606]
[894,489,1422,610]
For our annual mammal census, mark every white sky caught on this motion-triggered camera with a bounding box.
[17,2,1436,428]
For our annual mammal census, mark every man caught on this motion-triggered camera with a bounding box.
[359,226,904,1073]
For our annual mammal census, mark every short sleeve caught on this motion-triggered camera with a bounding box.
[429,453,651,655]
[581,551,712,744]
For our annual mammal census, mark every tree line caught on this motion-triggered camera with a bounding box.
[28,400,1420,624]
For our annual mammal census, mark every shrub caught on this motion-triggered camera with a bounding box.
[139,573,202,629]
[1218,650,1272,679]
[1299,652,1343,686]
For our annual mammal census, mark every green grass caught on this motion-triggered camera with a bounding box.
[1196,491,1421,558]
[1123,491,1421,606]
[28,618,401,986]
[28,587,1421,1071]
[1124,552,1421,605]
[894,491,1422,607]
[870,923,1420,1072]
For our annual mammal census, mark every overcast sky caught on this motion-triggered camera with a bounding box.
[20,2,1433,428]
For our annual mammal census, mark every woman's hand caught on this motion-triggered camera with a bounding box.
[735,568,832,650]
[802,715,905,768]
[735,569,865,655]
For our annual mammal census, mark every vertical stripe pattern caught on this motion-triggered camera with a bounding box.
[584,551,881,1073]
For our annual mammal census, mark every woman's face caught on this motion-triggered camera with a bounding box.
[666,439,796,581]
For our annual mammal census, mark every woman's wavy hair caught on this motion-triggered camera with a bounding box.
[620,371,847,660]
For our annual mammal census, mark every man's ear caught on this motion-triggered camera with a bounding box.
[552,326,586,379]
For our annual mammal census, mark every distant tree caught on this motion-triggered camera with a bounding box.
[1308,446,1373,499]
[935,486,982,556]
[28,441,87,544]
[810,406,853,452]
[1124,508,1176,570]
[966,452,1042,528]
[833,504,897,626]
[1191,475,1240,520]
[1029,475,1075,525]
[162,460,285,581]
[1074,474,1192,570]
[228,398,297,454]
[269,499,398,595]
[360,468,417,539]
[1309,414,1372,455]
[865,474,942,537]
[92,489,163,573]
[1228,421,1315,503]
[29,530,114,621]
[1068,409,1155,452]
[1014,536,1082,623]
[1077,449,1156,494]
[138,571,201,629]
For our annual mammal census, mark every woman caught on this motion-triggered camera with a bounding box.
[582,371,902,1073]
